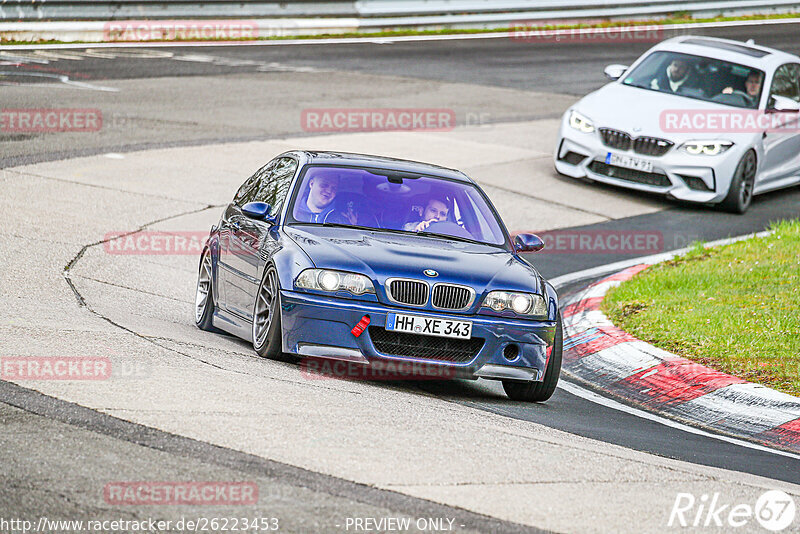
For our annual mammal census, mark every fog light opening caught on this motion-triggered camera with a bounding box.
[503,344,519,361]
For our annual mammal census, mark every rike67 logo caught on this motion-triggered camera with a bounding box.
[668,490,796,531]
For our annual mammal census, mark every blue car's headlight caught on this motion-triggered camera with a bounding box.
[568,110,595,134]
[680,140,733,156]
[295,269,375,296]
[482,291,548,319]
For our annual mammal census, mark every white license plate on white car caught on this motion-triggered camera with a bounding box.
[386,313,472,339]
[606,152,654,173]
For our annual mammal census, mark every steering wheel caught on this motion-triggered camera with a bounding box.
[422,220,474,240]
[712,90,754,107]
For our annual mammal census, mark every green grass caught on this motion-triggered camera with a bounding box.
[602,220,800,396]
[2,11,800,45]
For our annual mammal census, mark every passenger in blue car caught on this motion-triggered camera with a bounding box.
[294,171,340,223]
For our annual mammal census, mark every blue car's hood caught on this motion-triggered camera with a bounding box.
[285,225,542,295]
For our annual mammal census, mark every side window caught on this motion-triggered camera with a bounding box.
[234,161,275,206]
[770,63,800,103]
[253,157,298,216]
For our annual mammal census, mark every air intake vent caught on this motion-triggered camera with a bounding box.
[368,326,484,363]
[559,151,588,165]
[387,279,428,307]
[431,284,474,310]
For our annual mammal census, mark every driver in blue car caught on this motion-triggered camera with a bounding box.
[294,172,340,223]
[403,196,450,232]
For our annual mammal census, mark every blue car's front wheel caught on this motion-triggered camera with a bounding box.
[502,313,563,402]
[195,248,218,332]
[253,266,283,359]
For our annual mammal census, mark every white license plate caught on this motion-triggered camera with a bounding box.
[386,313,472,340]
[606,152,654,173]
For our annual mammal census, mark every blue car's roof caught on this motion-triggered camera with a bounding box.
[288,150,473,183]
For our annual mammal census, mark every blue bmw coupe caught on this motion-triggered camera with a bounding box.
[195,151,562,401]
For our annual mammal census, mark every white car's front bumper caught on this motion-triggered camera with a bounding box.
[553,114,746,204]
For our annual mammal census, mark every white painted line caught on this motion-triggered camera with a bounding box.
[557,379,800,460]
[640,368,660,380]
[2,17,800,50]
[553,227,795,456]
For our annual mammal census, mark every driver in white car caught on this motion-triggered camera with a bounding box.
[721,70,763,106]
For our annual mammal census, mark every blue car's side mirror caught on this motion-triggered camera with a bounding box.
[514,233,545,253]
[242,202,277,224]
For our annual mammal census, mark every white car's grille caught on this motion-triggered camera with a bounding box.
[599,128,673,157]
[599,128,631,150]
[633,136,674,156]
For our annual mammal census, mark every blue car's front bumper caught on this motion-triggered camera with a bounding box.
[280,290,556,382]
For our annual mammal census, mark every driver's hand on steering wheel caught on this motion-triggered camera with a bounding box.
[722,87,734,94]
[414,219,437,232]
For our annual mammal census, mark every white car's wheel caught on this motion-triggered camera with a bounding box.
[720,150,757,214]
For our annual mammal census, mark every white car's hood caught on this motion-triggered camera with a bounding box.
[575,83,754,143]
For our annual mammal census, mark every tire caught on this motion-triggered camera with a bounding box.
[502,313,563,402]
[720,150,756,214]
[195,248,219,332]
[252,265,284,360]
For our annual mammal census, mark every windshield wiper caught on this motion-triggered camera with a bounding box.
[415,231,490,247]
[320,222,383,232]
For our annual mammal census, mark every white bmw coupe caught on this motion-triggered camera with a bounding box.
[555,35,800,213]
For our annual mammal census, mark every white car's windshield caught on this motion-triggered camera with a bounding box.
[622,51,765,109]
[288,165,508,247]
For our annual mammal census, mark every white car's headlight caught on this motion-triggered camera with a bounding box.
[482,291,548,319]
[681,140,734,156]
[568,110,595,134]
[295,269,375,296]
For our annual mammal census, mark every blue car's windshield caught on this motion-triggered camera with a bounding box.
[287,165,508,247]
[622,51,765,109]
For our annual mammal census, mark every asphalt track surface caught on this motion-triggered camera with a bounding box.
[2,20,800,530]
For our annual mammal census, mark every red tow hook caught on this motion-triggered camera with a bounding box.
[351,315,371,337]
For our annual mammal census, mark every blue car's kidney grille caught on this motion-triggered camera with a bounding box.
[368,327,484,363]
[387,279,428,306]
[432,284,473,310]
